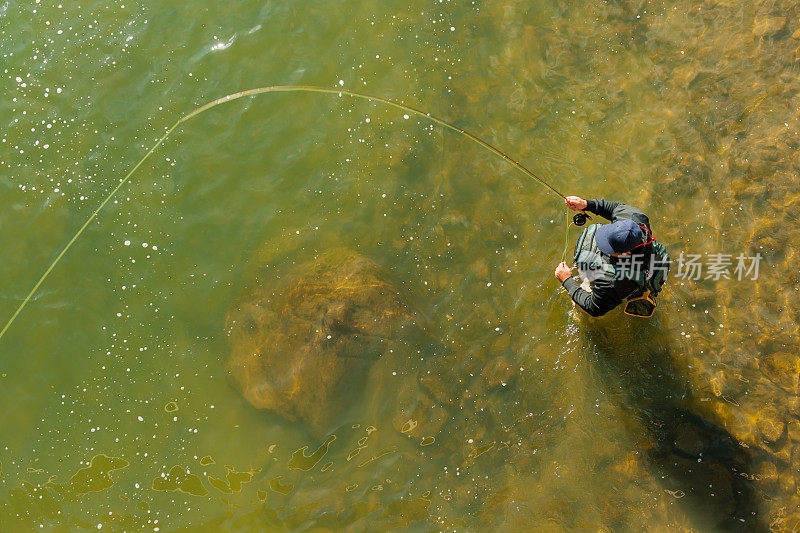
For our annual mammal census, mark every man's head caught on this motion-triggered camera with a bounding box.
[595,219,643,256]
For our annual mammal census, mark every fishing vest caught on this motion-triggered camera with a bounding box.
[573,223,669,299]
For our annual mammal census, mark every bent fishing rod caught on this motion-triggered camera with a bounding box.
[0,84,575,342]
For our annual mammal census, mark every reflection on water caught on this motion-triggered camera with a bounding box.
[2,0,800,530]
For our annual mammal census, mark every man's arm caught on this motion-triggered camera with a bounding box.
[584,198,620,221]
[585,198,650,226]
[561,277,622,317]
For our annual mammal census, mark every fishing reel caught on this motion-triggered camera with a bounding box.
[573,212,590,226]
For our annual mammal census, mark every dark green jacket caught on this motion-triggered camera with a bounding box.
[562,199,652,317]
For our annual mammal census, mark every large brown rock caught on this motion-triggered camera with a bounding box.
[225,250,418,434]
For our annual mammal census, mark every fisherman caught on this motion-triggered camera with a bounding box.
[554,196,669,317]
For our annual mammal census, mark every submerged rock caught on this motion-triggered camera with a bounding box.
[756,404,786,446]
[225,250,420,434]
[758,351,800,394]
[752,15,786,37]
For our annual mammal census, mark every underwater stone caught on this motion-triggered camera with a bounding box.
[757,460,779,486]
[752,15,786,37]
[756,405,786,445]
[778,471,797,499]
[482,356,514,388]
[225,250,418,435]
[758,351,800,394]
[672,420,706,456]
[788,419,800,445]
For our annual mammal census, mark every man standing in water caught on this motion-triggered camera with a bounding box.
[554,196,668,317]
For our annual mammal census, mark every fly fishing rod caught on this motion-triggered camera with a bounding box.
[0,84,572,342]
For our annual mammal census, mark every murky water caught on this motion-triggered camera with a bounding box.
[2,0,799,531]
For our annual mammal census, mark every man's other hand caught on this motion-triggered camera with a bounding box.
[555,262,573,283]
[565,196,588,211]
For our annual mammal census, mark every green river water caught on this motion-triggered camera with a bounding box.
[2,0,800,531]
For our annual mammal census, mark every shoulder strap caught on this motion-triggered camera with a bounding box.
[573,224,602,264]
[647,240,670,296]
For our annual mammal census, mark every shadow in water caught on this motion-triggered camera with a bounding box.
[581,313,770,532]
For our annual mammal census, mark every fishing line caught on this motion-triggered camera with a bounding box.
[0,84,570,342]
[562,212,571,262]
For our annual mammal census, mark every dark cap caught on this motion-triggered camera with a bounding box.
[595,220,643,255]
